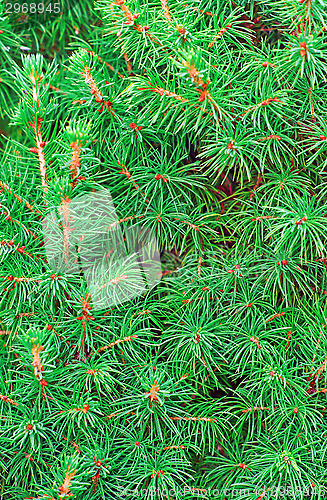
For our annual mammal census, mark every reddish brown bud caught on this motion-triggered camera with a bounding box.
[281,260,288,266]
[262,62,268,68]
[320,135,326,140]
[299,42,307,58]
[40,379,48,386]
[46,325,52,331]
[26,424,33,431]
[135,441,140,446]
[293,407,299,413]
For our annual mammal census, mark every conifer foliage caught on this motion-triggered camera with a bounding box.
[1,0,327,498]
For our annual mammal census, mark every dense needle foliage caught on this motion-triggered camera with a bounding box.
[1,0,327,498]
